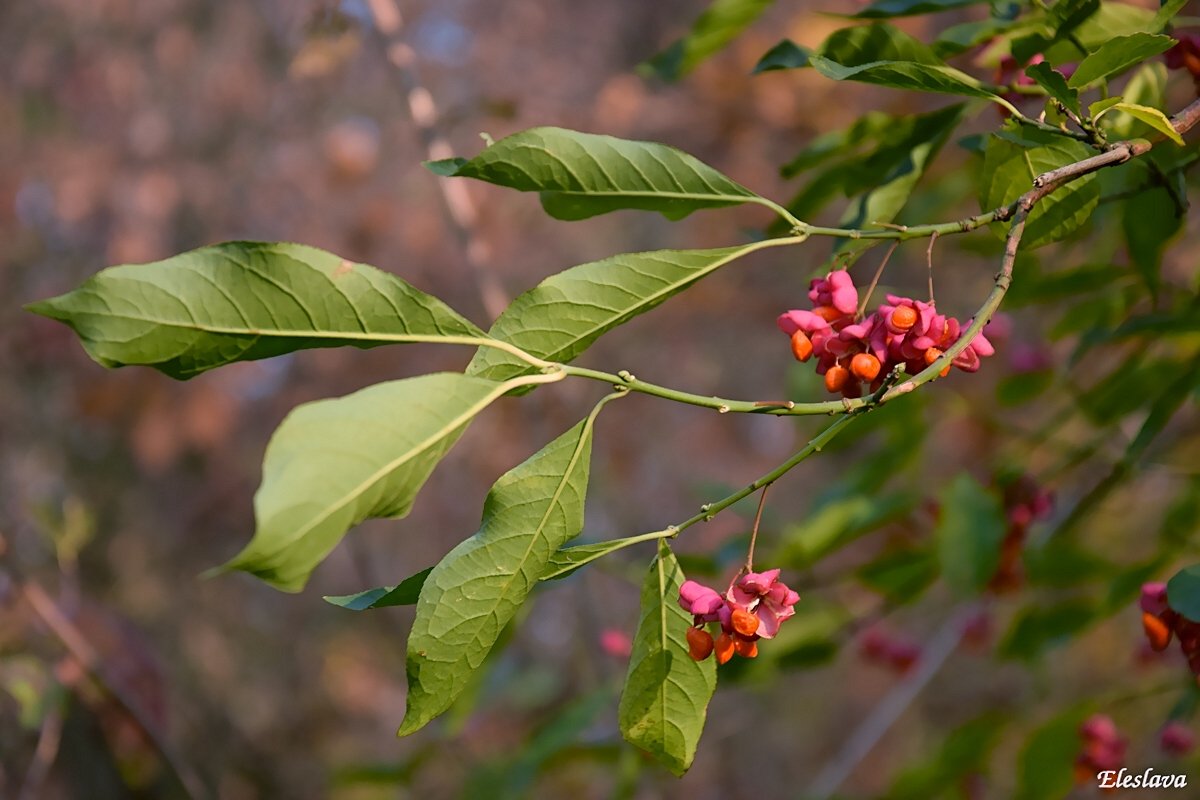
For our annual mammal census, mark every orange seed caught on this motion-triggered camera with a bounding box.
[891,305,918,330]
[850,352,881,382]
[734,638,759,658]
[714,632,735,665]
[825,365,850,393]
[1143,612,1173,652]
[813,305,842,323]
[731,608,760,637]
[790,330,814,362]
[686,626,715,661]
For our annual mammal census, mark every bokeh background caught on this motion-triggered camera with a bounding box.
[3,0,1199,797]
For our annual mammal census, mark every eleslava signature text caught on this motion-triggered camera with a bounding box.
[1098,768,1187,789]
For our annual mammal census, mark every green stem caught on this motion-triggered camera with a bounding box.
[560,365,852,415]
[795,207,1007,242]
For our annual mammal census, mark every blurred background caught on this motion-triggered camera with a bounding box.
[2,0,1199,797]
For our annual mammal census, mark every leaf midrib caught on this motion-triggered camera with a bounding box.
[488,237,796,368]
[456,412,596,651]
[60,309,484,346]
[256,377,527,562]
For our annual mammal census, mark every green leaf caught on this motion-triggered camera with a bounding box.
[777,493,915,568]
[642,0,775,81]
[467,242,784,384]
[934,474,1006,595]
[1123,184,1183,297]
[856,548,938,605]
[1153,0,1191,30]
[1099,102,1184,144]
[820,22,942,64]
[542,533,670,580]
[323,567,433,610]
[225,372,526,592]
[435,127,767,221]
[979,129,1100,248]
[1038,0,1162,64]
[1067,33,1175,88]
[780,111,894,177]
[852,0,983,18]
[772,105,964,237]
[25,241,483,380]
[756,24,996,98]
[1023,539,1114,587]
[1105,63,1168,139]
[618,541,717,776]
[1000,600,1097,660]
[462,689,610,800]
[752,39,810,72]
[835,103,965,239]
[807,24,997,98]
[1024,62,1080,116]
[399,408,604,736]
[1161,478,1200,548]
[1015,706,1094,800]
[1088,96,1124,118]
[934,18,1019,58]
[1168,565,1200,622]
[891,714,1008,800]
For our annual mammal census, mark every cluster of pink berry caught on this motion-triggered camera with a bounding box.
[1139,582,1200,679]
[778,270,995,398]
[1075,715,1127,783]
[989,474,1054,592]
[857,626,921,673]
[678,569,799,664]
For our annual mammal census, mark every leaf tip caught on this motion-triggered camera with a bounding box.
[423,157,468,177]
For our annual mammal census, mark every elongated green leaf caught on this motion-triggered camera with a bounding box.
[806,25,995,98]
[778,493,915,568]
[852,0,983,18]
[618,541,717,776]
[399,407,606,736]
[433,127,766,221]
[226,372,529,592]
[809,55,995,97]
[979,129,1100,249]
[1124,184,1182,298]
[759,24,994,99]
[1015,706,1094,800]
[1024,62,1080,116]
[753,39,810,72]
[1098,102,1184,144]
[934,474,1005,595]
[1153,0,1190,30]
[821,22,942,64]
[780,111,894,178]
[1067,33,1174,88]
[323,567,433,610]
[1168,565,1200,621]
[1105,63,1168,139]
[26,242,482,380]
[836,104,964,239]
[934,18,1019,58]
[1000,600,1098,660]
[643,0,775,81]
[467,241,785,384]
[891,714,1008,800]
[771,104,963,240]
